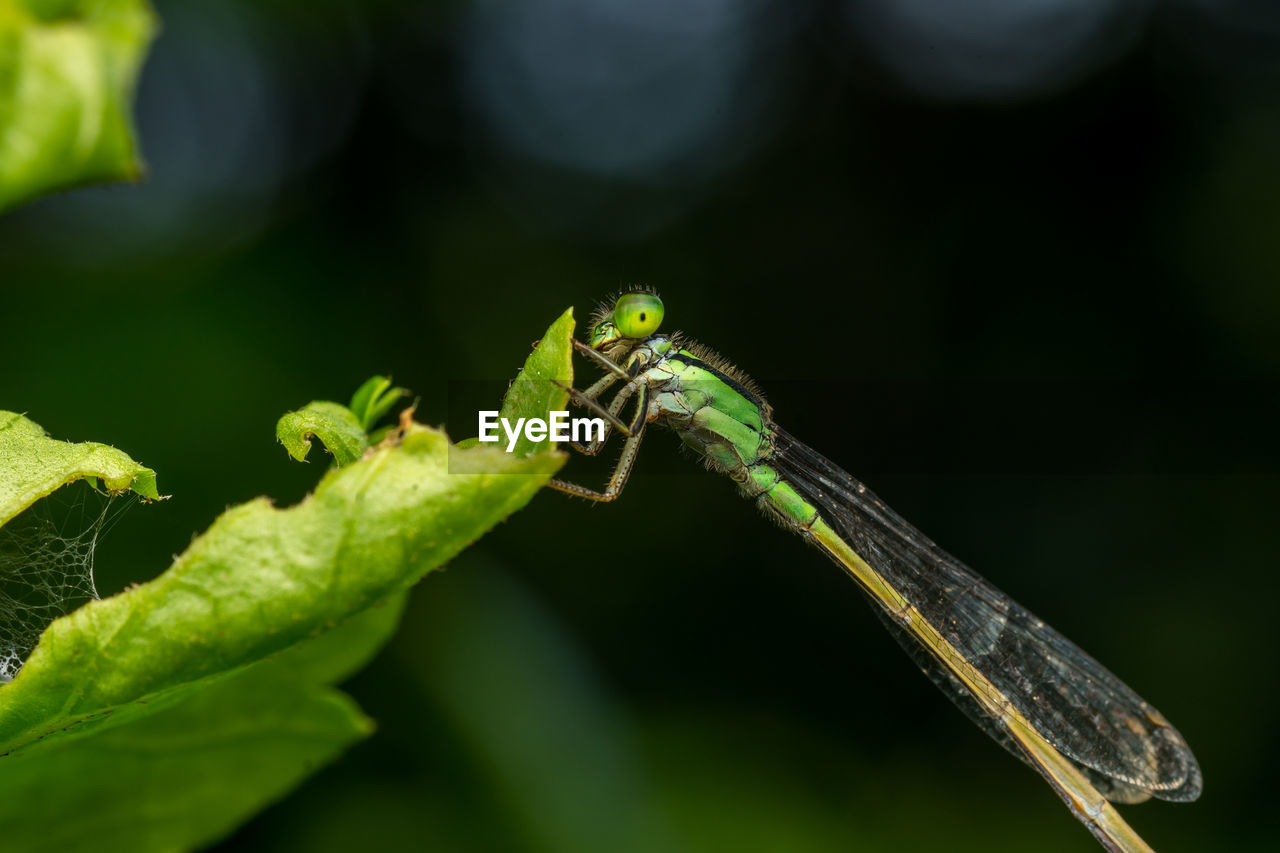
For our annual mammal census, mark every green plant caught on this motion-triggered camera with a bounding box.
[0,309,575,852]
[0,0,156,211]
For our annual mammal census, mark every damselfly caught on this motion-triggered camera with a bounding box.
[546,289,1201,853]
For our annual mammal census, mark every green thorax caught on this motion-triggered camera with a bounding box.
[622,335,776,478]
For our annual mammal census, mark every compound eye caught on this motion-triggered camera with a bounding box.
[613,293,664,338]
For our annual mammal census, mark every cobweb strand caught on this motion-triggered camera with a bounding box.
[0,482,132,683]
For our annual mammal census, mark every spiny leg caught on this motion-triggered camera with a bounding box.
[555,337,640,454]
[560,344,628,438]
[547,387,650,502]
[540,338,626,415]
[564,381,639,456]
[547,426,646,502]
[581,371,621,402]
[573,339,632,380]
[553,380,632,436]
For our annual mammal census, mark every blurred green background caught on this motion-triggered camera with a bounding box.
[2,1,1277,850]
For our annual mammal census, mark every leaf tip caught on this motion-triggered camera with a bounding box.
[129,467,161,501]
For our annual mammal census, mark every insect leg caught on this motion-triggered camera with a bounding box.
[547,386,650,502]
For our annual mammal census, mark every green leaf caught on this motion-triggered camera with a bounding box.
[0,596,406,853]
[0,422,565,755]
[348,375,408,433]
[501,307,575,457]
[0,306,576,851]
[0,410,158,527]
[456,306,575,454]
[0,0,158,212]
[276,400,367,467]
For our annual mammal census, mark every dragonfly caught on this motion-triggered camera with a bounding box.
[545,289,1201,852]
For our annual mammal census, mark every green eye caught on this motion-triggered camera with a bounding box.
[613,293,664,338]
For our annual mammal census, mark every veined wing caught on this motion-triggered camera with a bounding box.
[771,429,1202,805]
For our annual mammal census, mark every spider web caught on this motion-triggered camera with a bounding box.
[0,481,132,683]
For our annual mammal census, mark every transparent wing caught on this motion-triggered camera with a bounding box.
[772,430,1201,803]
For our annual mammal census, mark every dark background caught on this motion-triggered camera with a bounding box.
[2,1,1277,850]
